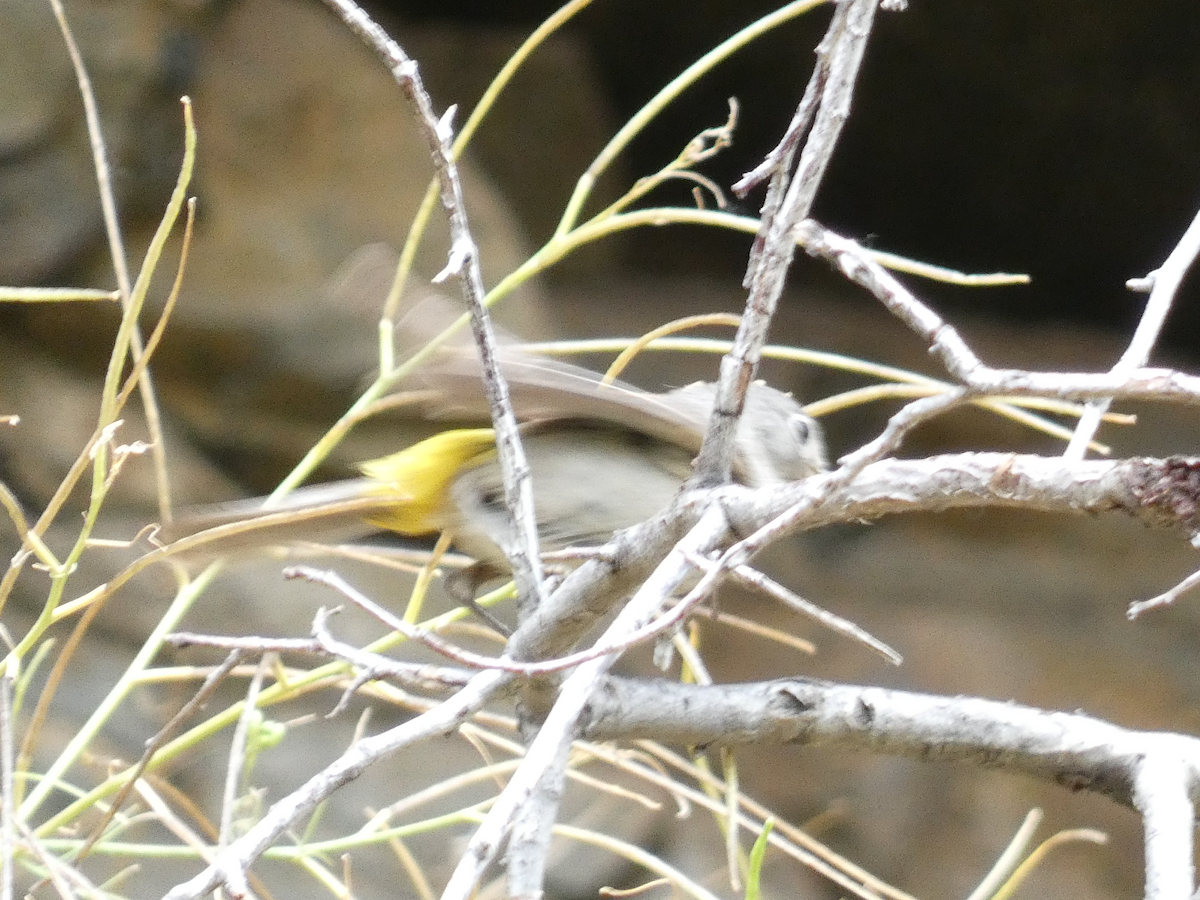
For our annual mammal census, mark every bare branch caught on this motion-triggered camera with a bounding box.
[586,678,1200,900]
[720,453,1200,544]
[582,677,1200,809]
[217,656,270,852]
[289,566,715,679]
[1128,567,1200,619]
[696,0,882,488]
[714,558,902,664]
[161,669,510,900]
[318,0,547,617]
[797,220,1200,407]
[442,508,732,900]
[1064,205,1200,459]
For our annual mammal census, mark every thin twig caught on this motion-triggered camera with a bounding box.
[383,0,596,321]
[74,650,244,864]
[442,508,731,900]
[1064,205,1200,460]
[1128,567,1200,619]
[49,0,173,522]
[0,287,119,303]
[606,739,910,900]
[690,606,817,655]
[18,818,93,899]
[161,668,511,900]
[167,629,473,696]
[218,655,271,851]
[556,0,828,238]
[319,0,547,618]
[309,608,473,712]
[963,809,1044,900]
[717,559,901,664]
[697,0,881,488]
[0,675,13,900]
[289,566,721,679]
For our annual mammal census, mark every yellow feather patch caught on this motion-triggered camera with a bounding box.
[357,428,496,534]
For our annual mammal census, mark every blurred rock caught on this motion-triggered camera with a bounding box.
[2,0,588,496]
[164,0,545,349]
[0,333,236,511]
[403,22,626,278]
[0,0,207,283]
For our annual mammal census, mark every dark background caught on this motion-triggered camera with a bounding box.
[7,1,1200,348]
[377,0,1200,350]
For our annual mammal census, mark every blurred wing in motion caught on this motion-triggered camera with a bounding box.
[396,295,828,487]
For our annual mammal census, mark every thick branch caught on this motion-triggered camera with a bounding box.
[582,677,1200,813]
[720,453,1200,537]
[586,676,1200,900]
[512,452,1200,670]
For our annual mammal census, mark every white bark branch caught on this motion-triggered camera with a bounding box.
[720,452,1200,540]
[442,507,731,900]
[696,0,881,487]
[585,677,1200,900]
[1064,204,1200,460]
[796,220,1200,407]
[508,451,1200,676]
[1133,751,1197,900]
[318,0,547,617]
[582,677,1200,807]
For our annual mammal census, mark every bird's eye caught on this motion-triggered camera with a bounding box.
[480,488,504,509]
[790,415,812,445]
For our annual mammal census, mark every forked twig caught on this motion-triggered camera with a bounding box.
[319,0,547,619]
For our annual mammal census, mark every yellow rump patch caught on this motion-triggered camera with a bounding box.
[357,428,496,535]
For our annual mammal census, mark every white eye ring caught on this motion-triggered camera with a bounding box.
[790,414,813,445]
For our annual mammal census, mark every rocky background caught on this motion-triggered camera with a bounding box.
[2,1,1200,898]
